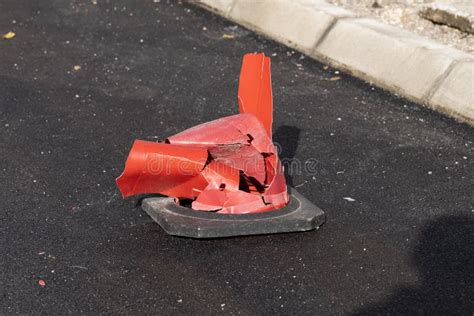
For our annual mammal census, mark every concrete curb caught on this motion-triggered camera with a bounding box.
[193,0,474,125]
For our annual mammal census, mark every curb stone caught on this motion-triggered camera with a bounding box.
[430,60,474,120]
[193,0,474,125]
[228,0,354,54]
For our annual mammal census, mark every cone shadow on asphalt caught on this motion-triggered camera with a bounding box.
[273,125,301,188]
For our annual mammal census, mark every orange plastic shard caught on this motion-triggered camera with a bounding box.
[116,53,288,214]
[116,140,209,199]
[238,53,273,138]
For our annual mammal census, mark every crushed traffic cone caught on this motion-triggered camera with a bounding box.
[117,53,325,238]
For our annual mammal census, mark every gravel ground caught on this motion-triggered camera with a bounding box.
[328,1,474,54]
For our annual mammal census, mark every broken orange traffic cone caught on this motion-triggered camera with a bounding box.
[117,53,325,237]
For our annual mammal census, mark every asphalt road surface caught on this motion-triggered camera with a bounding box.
[1,1,473,314]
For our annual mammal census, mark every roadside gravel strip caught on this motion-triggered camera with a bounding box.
[193,0,474,125]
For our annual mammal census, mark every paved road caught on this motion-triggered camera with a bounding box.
[1,1,472,314]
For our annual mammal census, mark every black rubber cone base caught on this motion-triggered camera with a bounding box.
[141,188,325,238]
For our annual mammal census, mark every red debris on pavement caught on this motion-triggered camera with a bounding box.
[116,53,288,214]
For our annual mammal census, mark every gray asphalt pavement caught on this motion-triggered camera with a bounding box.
[1,1,473,314]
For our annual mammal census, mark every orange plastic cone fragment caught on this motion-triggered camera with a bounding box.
[192,188,228,211]
[116,140,209,198]
[218,191,272,214]
[209,144,266,185]
[116,53,288,214]
[201,160,240,192]
[238,53,273,138]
